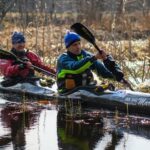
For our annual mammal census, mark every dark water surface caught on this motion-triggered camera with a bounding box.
[0,95,150,150]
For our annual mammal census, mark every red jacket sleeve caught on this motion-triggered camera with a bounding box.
[0,59,30,78]
[26,51,56,74]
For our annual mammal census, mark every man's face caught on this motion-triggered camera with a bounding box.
[68,41,81,55]
[12,42,25,51]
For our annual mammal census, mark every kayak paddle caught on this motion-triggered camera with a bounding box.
[71,23,102,54]
[71,23,134,91]
[0,49,56,77]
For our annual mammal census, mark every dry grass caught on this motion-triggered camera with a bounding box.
[0,12,149,90]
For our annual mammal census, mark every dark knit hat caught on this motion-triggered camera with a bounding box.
[64,31,80,48]
[11,32,26,44]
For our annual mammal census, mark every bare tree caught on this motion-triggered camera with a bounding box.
[0,0,15,24]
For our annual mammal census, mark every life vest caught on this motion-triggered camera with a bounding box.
[57,52,95,93]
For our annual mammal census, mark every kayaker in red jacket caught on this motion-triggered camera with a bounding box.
[0,32,56,86]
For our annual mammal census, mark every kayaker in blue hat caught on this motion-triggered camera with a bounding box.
[0,31,56,86]
[56,31,124,94]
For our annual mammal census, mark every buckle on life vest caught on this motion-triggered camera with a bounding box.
[65,79,76,89]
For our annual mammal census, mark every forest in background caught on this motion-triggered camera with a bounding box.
[0,0,150,90]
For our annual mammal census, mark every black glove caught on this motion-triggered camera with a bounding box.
[18,63,27,70]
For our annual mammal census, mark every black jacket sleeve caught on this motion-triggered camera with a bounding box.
[103,55,124,82]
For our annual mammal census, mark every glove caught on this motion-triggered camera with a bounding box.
[18,62,33,70]
[18,63,27,70]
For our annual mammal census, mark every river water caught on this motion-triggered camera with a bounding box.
[0,95,150,150]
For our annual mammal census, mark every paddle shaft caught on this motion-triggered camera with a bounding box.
[30,63,56,77]
[71,23,134,91]
[93,43,102,54]
[17,58,56,77]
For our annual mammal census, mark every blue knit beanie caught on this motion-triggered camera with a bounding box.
[64,31,80,48]
[11,32,26,44]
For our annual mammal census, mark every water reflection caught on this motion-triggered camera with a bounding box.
[57,108,124,150]
[0,98,150,150]
[57,106,150,150]
[94,130,123,150]
[0,103,42,149]
[57,110,103,150]
[0,101,59,150]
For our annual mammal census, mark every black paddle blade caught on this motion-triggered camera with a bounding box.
[71,23,102,53]
[0,49,17,60]
[71,23,95,45]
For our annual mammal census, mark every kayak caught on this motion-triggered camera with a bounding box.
[0,77,81,101]
[79,89,150,115]
[0,77,55,99]
[0,77,150,115]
